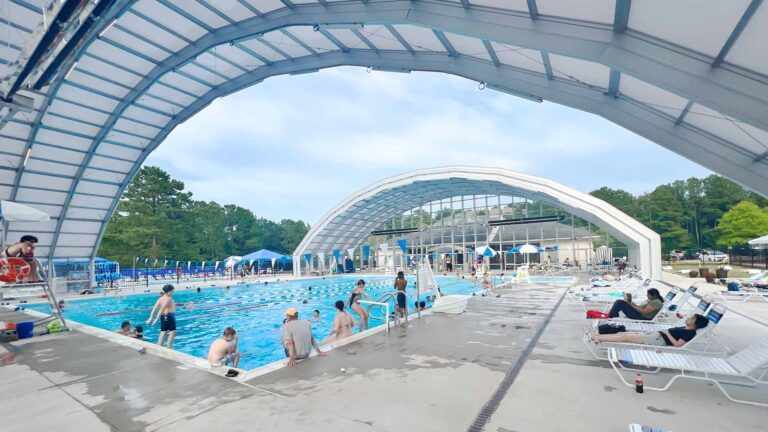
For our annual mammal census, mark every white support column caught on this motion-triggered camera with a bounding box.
[293,255,301,277]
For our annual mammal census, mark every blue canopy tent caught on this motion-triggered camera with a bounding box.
[241,249,292,272]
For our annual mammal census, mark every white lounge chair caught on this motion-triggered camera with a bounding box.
[592,297,714,332]
[607,338,768,407]
[716,287,768,303]
[574,279,653,311]
[598,286,699,324]
[584,300,727,360]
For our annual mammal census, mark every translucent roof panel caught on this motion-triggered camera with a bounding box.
[490,43,546,74]
[724,2,768,75]
[537,0,616,24]
[628,0,752,58]
[618,75,690,119]
[0,1,765,260]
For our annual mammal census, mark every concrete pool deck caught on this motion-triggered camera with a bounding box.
[1,274,766,431]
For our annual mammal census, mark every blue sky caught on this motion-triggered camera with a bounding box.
[147,67,711,223]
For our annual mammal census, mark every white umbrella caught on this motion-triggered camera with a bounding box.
[748,235,768,249]
[224,256,242,267]
[0,200,50,222]
[475,245,498,257]
[518,244,542,254]
[0,200,51,249]
[511,243,544,264]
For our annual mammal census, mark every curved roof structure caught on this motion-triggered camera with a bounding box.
[0,1,766,262]
[294,166,662,279]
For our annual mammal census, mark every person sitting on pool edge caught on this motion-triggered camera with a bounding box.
[208,327,240,369]
[607,288,664,321]
[590,314,708,347]
[282,307,326,367]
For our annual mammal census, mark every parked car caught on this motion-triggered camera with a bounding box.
[685,248,705,260]
[702,250,728,262]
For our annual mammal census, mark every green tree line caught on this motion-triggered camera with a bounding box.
[98,166,309,266]
[590,175,768,252]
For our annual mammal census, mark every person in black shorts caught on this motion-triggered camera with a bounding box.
[148,285,177,348]
[394,271,407,318]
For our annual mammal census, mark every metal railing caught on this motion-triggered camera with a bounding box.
[359,299,391,333]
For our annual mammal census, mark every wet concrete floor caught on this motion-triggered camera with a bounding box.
[2,277,766,431]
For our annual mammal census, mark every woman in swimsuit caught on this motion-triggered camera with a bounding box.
[322,300,357,345]
[347,279,371,332]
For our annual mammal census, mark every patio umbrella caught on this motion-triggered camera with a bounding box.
[475,245,497,257]
[0,200,50,222]
[224,256,242,267]
[508,243,544,263]
[748,235,768,249]
[0,200,51,249]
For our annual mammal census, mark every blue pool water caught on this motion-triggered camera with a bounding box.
[27,275,480,369]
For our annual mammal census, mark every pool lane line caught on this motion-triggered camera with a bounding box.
[466,286,570,432]
[185,301,242,311]
[94,301,238,316]
[199,303,270,316]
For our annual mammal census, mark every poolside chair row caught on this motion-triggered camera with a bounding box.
[580,286,768,406]
[570,278,652,309]
[584,297,728,361]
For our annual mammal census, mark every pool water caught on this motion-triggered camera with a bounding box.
[27,275,479,369]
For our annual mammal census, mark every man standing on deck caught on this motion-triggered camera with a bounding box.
[282,308,326,367]
[394,271,408,319]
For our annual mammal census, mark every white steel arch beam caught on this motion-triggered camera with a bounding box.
[294,166,662,279]
[88,50,767,264]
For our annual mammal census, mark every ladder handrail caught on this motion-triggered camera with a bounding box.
[358,299,391,333]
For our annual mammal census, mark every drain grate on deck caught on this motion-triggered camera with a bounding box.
[466,288,570,432]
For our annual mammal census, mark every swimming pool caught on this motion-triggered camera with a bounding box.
[27,275,479,369]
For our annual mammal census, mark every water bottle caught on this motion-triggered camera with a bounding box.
[635,373,644,393]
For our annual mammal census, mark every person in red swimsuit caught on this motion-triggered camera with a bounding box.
[1,235,39,282]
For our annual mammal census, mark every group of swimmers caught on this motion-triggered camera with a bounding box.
[113,275,420,371]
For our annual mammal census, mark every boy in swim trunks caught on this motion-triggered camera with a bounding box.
[394,271,407,318]
[149,284,176,349]
[208,327,240,368]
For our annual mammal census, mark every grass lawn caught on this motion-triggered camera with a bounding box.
[665,262,758,279]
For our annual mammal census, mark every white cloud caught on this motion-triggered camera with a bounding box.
[146,66,711,223]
